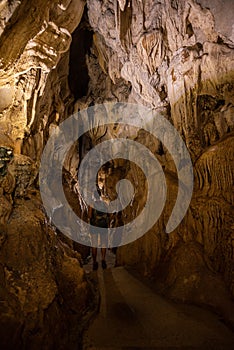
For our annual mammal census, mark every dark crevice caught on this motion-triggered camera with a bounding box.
[186,17,194,38]
[68,7,93,100]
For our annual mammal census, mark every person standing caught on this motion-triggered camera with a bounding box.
[88,193,110,270]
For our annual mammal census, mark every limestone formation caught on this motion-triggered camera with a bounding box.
[0,132,14,226]
[84,0,234,323]
[0,0,85,152]
[0,195,93,349]
[0,1,94,349]
[0,0,234,347]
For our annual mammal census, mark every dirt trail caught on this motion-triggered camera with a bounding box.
[83,252,234,350]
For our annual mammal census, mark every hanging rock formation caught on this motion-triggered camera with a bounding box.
[0,1,95,349]
[0,0,234,347]
[82,0,234,325]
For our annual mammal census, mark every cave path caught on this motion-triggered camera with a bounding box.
[83,254,234,350]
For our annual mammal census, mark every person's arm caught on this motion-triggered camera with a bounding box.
[109,212,115,228]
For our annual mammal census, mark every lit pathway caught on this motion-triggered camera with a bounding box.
[83,252,234,350]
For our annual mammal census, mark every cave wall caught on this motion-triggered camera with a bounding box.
[0,0,234,345]
[0,1,96,349]
[80,0,234,322]
[28,0,233,322]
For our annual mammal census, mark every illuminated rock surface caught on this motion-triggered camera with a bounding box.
[0,0,233,348]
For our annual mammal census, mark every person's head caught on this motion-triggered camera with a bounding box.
[92,191,100,202]
[101,194,110,204]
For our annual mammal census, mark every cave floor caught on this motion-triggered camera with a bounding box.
[82,252,234,350]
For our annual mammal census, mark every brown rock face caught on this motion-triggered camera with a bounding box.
[0,0,85,149]
[0,133,14,227]
[0,195,92,349]
[0,0,234,347]
[83,0,234,323]
[0,1,94,349]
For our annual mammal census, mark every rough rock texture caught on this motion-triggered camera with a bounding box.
[25,0,232,326]
[0,0,85,151]
[0,0,234,345]
[0,1,96,349]
[79,0,234,324]
[0,194,92,350]
[0,132,14,227]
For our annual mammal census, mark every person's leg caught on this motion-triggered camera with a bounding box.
[101,248,106,260]
[92,247,98,270]
[101,248,107,269]
[92,247,97,262]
